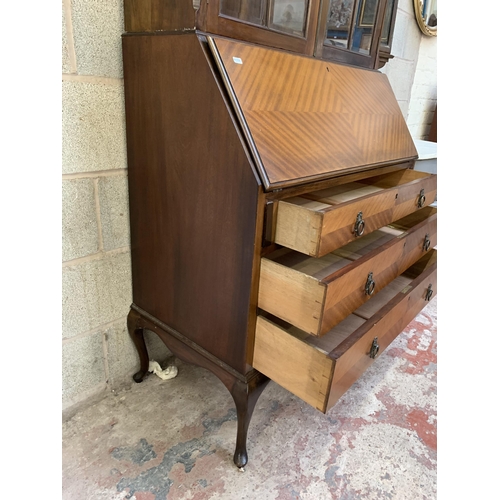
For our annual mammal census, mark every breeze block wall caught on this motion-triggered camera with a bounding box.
[381,0,437,140]
[62,0,169,412]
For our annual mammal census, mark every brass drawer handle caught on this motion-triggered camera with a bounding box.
[425,284,434,301]
[354,211,365,237]
[365,272,376,296]
[417,189,426,208]
[423,233,431,251]
[369,337,380,359]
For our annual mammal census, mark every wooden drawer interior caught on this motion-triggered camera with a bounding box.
[253,250,437,413]
[274,169,437,257]
[259,207,437,336]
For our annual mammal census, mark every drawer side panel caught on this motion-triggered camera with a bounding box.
[274,201,323,256]
[253,316,332,412]
[258,258,326,335]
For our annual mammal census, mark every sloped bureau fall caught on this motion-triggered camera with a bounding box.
[122,31,437,468]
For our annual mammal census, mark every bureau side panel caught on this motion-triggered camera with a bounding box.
[122,33,260,373]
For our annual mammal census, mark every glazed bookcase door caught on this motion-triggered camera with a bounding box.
[220,0,310,36]
[124,0,401,69]
[377,0,397,67]
[315,0,389,68]
[204,0,322,55]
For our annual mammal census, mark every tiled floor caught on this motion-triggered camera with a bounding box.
[62,298,437,500]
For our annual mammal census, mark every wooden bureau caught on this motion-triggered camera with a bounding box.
[122,0,437,469]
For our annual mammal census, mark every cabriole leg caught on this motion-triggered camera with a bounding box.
[230,374,270,469]
[126,306,270,468]
[127,308,149,383]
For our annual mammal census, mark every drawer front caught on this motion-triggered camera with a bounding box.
[259,208,437,336]
[274,170,437,257]
[391,210,437,274]
[253,254,437,413]
[391,174,437,221]
[326,260,437,410]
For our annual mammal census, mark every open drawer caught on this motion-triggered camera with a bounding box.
[259,207,437,336]
[253,250,437,413]
[274,169,437,257]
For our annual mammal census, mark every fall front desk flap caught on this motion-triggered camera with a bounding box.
[208,36,418,191]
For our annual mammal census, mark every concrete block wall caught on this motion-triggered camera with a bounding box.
[405,34,437,139]
[61,0,436,413]
[62,0,170,412]
[381,0,437,140]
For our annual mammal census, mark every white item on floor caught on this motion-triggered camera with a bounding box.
[148,360,178,380]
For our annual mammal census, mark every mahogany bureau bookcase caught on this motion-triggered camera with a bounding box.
[122,0,437,467]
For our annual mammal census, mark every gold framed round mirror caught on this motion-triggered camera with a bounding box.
[413,0,437,36]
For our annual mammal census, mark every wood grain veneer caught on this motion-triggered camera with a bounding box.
[121,0,434,466]
[274,170,436,257]
[258,207,436,335]
[253,252,437,413]
[326,252,437,409]
[202,0,321,56]
[124,0,196,32]
[122,33,261,373]
[210,36,418,190]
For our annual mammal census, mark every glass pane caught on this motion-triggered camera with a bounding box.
[270,0,309,36]
[350,0,379,54]
[423,0,437,27]
[380,0,395,44]
[324,0,355,48]
[220,0,267,26]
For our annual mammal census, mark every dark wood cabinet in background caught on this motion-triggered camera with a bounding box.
[122,0,437,467]
[124,0,400,68]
